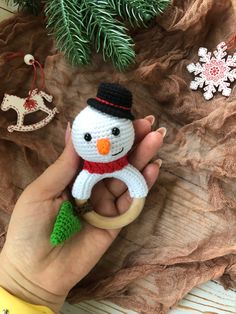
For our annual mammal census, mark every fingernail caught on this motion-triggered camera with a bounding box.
[154,159,162,168]
[144,115,155,126]
[156,127,167,138]
[65,122,71,144]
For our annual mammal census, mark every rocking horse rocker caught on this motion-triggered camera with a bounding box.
[1,88,58,132]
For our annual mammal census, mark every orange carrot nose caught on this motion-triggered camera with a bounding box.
[97,138,111,155]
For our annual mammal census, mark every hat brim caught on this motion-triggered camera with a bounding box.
[87,98,134,120]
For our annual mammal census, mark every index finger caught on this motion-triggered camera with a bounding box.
[28,136,80,199]
[133,118,152,144]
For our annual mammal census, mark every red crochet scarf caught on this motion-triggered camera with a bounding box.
[83,155,128,174]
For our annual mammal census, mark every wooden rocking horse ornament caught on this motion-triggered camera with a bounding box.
[1,89,58,132]
[1,54,58,132]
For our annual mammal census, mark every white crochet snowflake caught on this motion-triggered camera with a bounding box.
[187,42,236,100]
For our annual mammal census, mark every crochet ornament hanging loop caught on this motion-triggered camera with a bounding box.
[0,53,58,132]
[187,41,236,100]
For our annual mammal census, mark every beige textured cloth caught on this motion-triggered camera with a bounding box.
[0,1,235,313]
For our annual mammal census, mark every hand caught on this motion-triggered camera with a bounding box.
[0,118,164,313]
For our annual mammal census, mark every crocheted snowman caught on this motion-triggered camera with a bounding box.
[72,83,148,204]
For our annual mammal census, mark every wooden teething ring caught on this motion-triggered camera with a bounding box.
[76,197,146,229]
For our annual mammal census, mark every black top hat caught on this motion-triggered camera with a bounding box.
[87,82,134,120]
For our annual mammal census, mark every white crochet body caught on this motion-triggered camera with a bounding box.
[72,106,148,200]
[72,164,148,199]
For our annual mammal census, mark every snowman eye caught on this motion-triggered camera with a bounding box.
[84,133,92,142]
[112,127,120,136]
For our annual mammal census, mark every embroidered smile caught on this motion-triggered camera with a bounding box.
[112,147,124,156]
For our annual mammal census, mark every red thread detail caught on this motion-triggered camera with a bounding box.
[4,51,25,61]
[96,97,130,111]
[24,99,37,111]
[27,61,38,99]
[83,155,128,174]
[34,60,45,91]
[203,59,226,82]
[4,52,46,100]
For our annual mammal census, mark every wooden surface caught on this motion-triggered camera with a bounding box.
[0,2,236,314]
[61,281,236,314]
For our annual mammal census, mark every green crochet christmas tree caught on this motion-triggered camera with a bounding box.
[8,0,170,70]
[50,200,82,246]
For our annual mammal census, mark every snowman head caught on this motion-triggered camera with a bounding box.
[72,83,135,162]
[72,106,134,162]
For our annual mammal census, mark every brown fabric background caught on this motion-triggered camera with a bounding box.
[0,1,236,313]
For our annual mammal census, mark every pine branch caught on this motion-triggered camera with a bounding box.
[45,0,91,66]
[6,0,41,14]
[108,0,151,27]
[147,0,170,15]
[108,0,170,27]
[82,0,135,71]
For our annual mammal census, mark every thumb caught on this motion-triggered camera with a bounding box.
[32,131,80,198]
